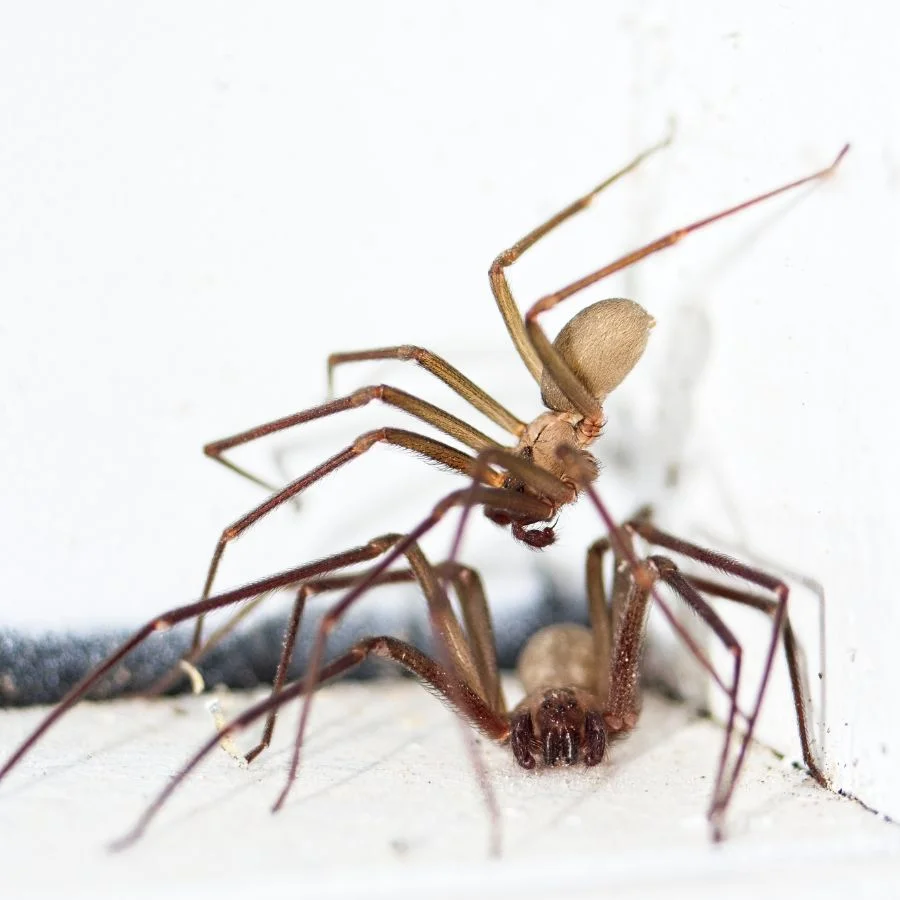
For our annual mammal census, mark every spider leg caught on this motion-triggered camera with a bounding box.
[572,494,757,841]
[187,557,504,766]
[645,557,744,824]
[585,533,661,708]
[327,345,526,437]
[165,424,538,699]
[243,566,422,765]
[111,633,507,851]
[628,518,807,840]
[684,573,824,787]
[443,445,755,821]
[595,546,749,842]
[603,561,654,733]
[208,383,506,461]
[184,567,413,697]
[591,526,739,738]
[521,145,848,417]
[181,423,507,675]
[0,535,404,784]
[247,559,508,764]
[559,457,751,714]
[280,484,552,811]
[440,563,506,715]
[490,132,673,383]
[243,586,305,765]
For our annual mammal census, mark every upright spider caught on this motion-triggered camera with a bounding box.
[0,136,848,847]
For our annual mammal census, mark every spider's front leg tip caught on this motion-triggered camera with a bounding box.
[832,142,851,168]
[108,828,141,854]
[271,781,293,814]
[707,803,728,844]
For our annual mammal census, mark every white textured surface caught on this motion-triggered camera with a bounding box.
[1,0,898,887]
[1,680,897,900]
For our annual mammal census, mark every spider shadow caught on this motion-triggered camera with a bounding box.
[0,699,186,798]
[152,730,433,840]
[133,685,434,839]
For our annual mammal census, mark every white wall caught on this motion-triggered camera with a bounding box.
[1,3,896,819]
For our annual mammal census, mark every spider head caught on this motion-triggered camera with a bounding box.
[510,687,607,769]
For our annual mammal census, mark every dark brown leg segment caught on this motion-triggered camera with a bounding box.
[243,567,420,765]
[111,635,508,851]
[571,474,742,707]
[243,589,306,765]
[629,518,800,839]
[649,557,744,822]
[189,426,506,659]
[571,487,799,840]
[489,133,673,383]
[277,484,553,812]
[521,145,849,417]
[441,563,506,715]
[327,346,526,437]
[0,535,405,784]
[604,576,653,733]
[226,545,497,769]
[205,383,505,486]
[686,573,824,787]
[585,538,614,707]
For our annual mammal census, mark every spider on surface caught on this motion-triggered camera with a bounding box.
[0,135,848,848]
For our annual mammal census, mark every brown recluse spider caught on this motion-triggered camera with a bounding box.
[0,135,848,848]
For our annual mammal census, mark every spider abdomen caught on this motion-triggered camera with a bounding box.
[540,298,655,413]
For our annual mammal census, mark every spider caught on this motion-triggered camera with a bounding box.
[0,135,848,847]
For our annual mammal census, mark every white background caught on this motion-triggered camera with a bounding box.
[1,0,898,862]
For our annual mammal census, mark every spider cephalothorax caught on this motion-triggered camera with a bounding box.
[482,296,654,548]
